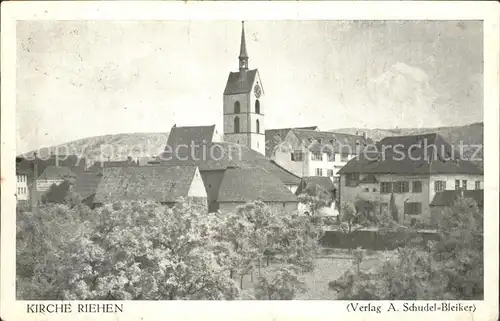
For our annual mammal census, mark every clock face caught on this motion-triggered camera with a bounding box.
[254,84,262,98]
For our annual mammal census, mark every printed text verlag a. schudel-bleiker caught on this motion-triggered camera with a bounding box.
[27,303,124,313]
[346,302,477,313]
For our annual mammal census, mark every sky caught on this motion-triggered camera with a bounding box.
[16,20,483,153]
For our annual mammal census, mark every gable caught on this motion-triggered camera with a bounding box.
[187,168,208,198]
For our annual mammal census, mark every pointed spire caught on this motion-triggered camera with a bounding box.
[239,21,249,71]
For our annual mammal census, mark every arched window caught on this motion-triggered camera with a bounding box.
[234,117,240,133]
[255,100,260,114]
[234,101,240,114]
[256,119,260,133]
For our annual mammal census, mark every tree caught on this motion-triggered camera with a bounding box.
[329,197,484,300]
[41,180,71,204]
[254,265,306,300]
[389,192,399,223]
[297,184,332,217]
[17,199,240,300]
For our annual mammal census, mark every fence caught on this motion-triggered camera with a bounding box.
[320,229,441,251]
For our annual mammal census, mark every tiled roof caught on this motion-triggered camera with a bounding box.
[160,141,300,185]
[74,171,103,199]
[265,127,319,157]
[163,125,215,160]
[430,190,483,207]
[223,69,258,95]
[94,166,197,204]
[217,167,298,203]
[338,133,483,175]
[291,129,373,154]
[38,166,76,180]
[295,176,335,195]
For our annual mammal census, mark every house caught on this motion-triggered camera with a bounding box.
[337,133,484,223]
[159,124,300,213]
[295,176,337,200]
[270,128,373,179]
[93,166,207,207]
[430,189,483,217]
[73,171,103,208]
[16,167,30,208]
[265,126,319,157]
[217,167,299,213]
[295,176,338,217]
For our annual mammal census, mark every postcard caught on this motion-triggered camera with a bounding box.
[1,1,499,321]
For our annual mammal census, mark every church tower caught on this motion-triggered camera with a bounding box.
[223,21,265,155]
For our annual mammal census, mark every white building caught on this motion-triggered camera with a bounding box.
[16,171,29,201]
[270,129,372,179]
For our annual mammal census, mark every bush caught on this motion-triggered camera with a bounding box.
[329,197,484,300]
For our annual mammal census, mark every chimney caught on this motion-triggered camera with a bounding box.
[363,132,367,140]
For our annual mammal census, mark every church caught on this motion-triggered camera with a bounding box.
[153,21,300,212]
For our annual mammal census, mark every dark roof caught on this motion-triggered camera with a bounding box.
[430,190,483,207]
[295,176,335,195]
[38,166,76,180]
[217,167,298,203]
[160,141,300,185]
[94,166,198,204]
[163,125,215,159]
[223,69,258,95]
[291,129,373,154]
[74,172,103,199]
[359,173,378,184]
[265,160,301,185]
[338,133,483,175]
[265,127,319,157]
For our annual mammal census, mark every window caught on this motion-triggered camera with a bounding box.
[315,168,323,176]
[405,202,422,215]
[234,101,240,114]
[234,117,240,133]
[364,187,369,192]
[372,188,377,192]
[326,152,335,162]
[291,150,303,162]
[412,181,422,193]
[345,173,359,187]
[455,180,460,190]
[255,100,260,114]
[340,153,349,162]
[327,169,334,177]
[475,181,481,190]
[256,120,260,134]
[311,152,322,161]
[380,182,392,194]
[435,180,446,192]
[393,181,409,193]
[462,180,467,190]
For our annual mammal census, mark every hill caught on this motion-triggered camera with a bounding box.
[20,132,170,163]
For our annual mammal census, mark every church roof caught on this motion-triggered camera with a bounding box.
[224,69,258,95]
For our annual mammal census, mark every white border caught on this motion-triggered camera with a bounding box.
[1,1,499,321]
